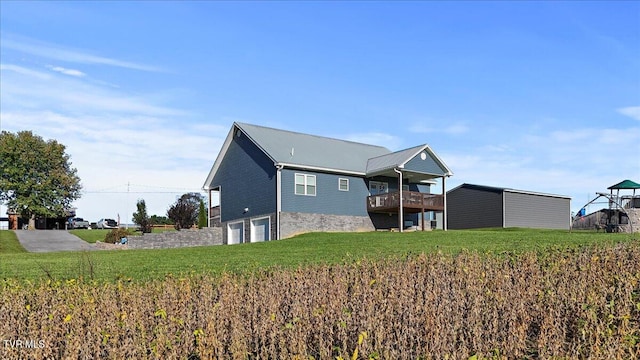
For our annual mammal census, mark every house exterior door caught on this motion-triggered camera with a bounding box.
[369,181,388,195]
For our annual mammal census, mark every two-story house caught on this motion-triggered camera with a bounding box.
[203,122,453,243]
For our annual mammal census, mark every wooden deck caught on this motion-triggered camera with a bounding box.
[367,191,444,213]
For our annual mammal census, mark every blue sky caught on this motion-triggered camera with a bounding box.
[1,1,639,223]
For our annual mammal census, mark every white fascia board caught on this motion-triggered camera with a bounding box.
[398,144,429,168]
[202,125,237,189]
[424,145,454,176]
[276,162,366,176]
[203,122,278,190]
[398,144,454,177]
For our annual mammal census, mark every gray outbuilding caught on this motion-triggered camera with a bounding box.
[447,183,571,230]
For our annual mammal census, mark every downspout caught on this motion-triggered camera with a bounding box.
[276,165,283,240]
[394,168,403,232]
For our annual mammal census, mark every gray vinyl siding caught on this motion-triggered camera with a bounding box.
[504,192,570,229]
[212,132,276,223]
[447,187,503,229]
[404,152,446,175]
[281,169,370,216]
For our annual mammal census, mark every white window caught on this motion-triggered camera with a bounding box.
[295,173,316,196]
[227,221,244,244]
[338,178,349,191]
[250,217,270,242]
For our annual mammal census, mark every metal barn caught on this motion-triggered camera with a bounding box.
[447,183,571,230]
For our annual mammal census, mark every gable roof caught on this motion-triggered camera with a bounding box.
[237,123,391,173]
[204,122,392,188]
[366,144,453,178]
[448,183,571,199]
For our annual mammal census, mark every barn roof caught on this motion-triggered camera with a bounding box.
[448,183,571,199]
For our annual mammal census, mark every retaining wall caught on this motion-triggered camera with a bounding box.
[125,228,223,249]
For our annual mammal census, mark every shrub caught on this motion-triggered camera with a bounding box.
[103,228,132,244]
[132,199,152,233]
[198,199,207,229]
[167,193,202,230]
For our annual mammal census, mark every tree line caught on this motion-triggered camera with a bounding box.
[1,130,208,231]
[133,193,208,233]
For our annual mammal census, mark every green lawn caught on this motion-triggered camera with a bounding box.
[0,230,27,253]
[0,228,634,282]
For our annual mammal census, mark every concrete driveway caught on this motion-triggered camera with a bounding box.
[14,230,96,252]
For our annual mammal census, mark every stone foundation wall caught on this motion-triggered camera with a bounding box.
[126,228,222,249]
[279,212,375,239]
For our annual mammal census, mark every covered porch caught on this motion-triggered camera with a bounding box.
[365,144,453,232]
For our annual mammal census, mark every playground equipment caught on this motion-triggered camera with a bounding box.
[571,180,640,233]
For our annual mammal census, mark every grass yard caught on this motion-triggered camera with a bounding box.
[0,228,634,282]
[1,229,638,359]
[0,230,26,253]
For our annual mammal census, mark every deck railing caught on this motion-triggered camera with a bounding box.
[367,191,444,212]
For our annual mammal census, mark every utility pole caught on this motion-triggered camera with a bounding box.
[126,181,130,229]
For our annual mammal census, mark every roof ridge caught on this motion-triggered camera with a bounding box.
[236,122,390,150]
[367,144,427,161]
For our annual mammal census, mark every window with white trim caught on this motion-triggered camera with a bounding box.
[295,173,316,196]
[338,178,349,191]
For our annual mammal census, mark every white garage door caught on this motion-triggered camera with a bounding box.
[251,217,270,242]
[227,222,244,244]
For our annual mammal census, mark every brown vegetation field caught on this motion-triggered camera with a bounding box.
[1,242,639,359]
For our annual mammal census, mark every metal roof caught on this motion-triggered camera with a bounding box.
[366,144,453,178]
[448,183,571,199]
[236,122,391,173]
[203,123,393,188]
[366,145,425,174]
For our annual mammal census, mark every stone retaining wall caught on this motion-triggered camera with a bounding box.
[126,228,222,249]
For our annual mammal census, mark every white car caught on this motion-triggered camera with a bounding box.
[96,218,118,229]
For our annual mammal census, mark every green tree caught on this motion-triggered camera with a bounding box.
[0,131,82,228]
[198,199,207,229]
[167,192,203,230]
[132,199,152,233]
[149,215,173,225]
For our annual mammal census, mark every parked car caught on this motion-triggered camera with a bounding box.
[71,217,90,229]
[96,218,118,229]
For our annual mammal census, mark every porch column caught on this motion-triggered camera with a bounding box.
[442,176,447,231]
[395,168,403,233]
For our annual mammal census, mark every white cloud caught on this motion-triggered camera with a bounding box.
[0,59,224,222]
[618,106,640,121]
[1,64,187,116]
[0,64,51,79]
[441,122,640,214]
[1,34,163,72]
[47,65,85,77]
